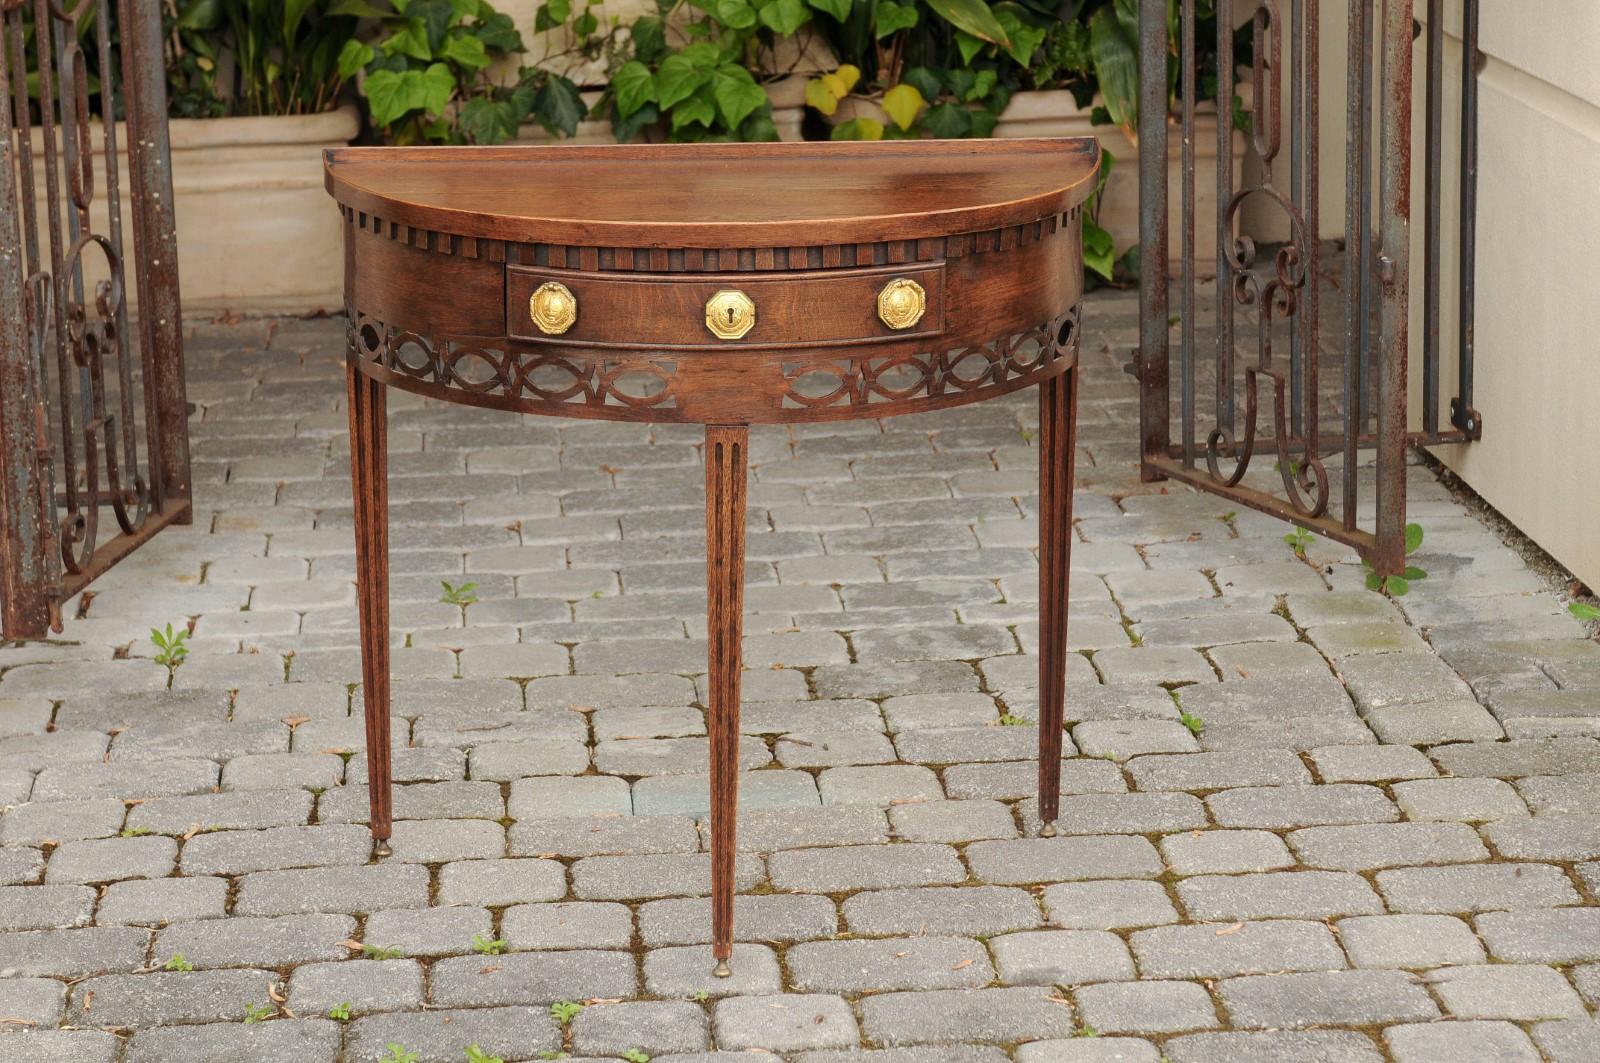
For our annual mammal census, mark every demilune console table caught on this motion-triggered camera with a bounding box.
[325,139,1097,976]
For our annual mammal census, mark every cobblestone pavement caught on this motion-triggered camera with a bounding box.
[0,287,1598,1063]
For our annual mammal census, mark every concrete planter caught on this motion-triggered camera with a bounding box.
[995,90,1242,278]
[29,106,359,315]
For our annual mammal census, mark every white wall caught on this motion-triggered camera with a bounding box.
[1416,0,1600,590]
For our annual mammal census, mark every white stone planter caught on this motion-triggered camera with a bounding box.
[28,105,359,315]
[995,90,1242,278]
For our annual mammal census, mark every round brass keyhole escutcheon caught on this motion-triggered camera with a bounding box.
[877,278,927,330]
[705,289,756,340]
[529,281,578,335]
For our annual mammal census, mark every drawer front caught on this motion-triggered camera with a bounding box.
[506,263,945,349]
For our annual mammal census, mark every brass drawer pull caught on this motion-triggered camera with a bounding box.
[529,281,578,335]
[877,277,927,330]
[705,289,756,340]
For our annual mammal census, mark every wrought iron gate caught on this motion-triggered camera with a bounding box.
[0,0,190,640]
[1136,0,1480,576]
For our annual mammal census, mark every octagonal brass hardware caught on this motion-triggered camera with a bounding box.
[876,277,927,331]
[529,281,578,335]
[705,289,756,340]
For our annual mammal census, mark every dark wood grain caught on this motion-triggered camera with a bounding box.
[347,362,393,857]
[326,139,1101,248]
[1036,363,1079,837]
[704,424,748,976]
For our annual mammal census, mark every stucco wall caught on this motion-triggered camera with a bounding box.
[1414,0,1600,590]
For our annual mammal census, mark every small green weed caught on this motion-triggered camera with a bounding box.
[242,1002,274,1024]
[465,1046,505,1063]
[1569,602,1600,623]
[1363,523,1427,596]
[441,580,480,607]
[151,622,189,670]
[1179,712,1204,736]
[362,943,404,960]
[550,1000,584,1026]
[471,933,507,956]
[327,1002,352,1021]
[997,714,1028,727]
[381,1046,420,1063]
[692,988,710,1003]
[121,826,152,837]
[1222,510,1237,522]
[163,954,194,972]
[537,1053,570,1061]
[1283,525,1315,558]
[621,1051,651,1063]
[1074,1023,1100,1038]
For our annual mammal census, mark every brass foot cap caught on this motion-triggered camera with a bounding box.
[1039,821,1057,838]
[713,961,732,979]
[374,839,393,858]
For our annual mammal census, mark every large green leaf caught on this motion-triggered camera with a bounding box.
[364,65,452,126]
[1082,216,1115,281]
[337,39,375,79]
[534,75,586,135]
[714,0,758,28]
[656,53,714,109]
[900,67,943,102]
[872,0,918,37]
[630,16,668,62]
[992,2,1046,65]
[459,96,519,143]
[613,61,656,117]
[381,18,435,61]
[440,31,492,70]
[670,84,718,131]
[920,100,971,138]
[923,0,1010,49]
[807,0,852,21]
[712,66,766,130]
[1089,5,1137,137]
[758,0,811,34]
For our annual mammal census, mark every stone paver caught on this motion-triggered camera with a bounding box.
[0,295,1593,1057]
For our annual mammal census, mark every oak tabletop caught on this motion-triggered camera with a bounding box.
[324,138,1100,249]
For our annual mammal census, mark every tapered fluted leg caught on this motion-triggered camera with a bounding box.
[347,362,393,858]
[1037,366,1078,837]
[705,424,748,977]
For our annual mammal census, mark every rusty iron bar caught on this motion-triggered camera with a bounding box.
[121,0,192,516]
[1137,0,1170,483]
[1341,0,1369,529]
[0,3,57,638]
[1422,0,1443,435]
[1451,0,1482,439]
[1179,0,1196,468]
[1215,0,1235,434]
[1372,0,1414,578]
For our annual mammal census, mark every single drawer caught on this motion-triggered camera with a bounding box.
[506,263,945,350]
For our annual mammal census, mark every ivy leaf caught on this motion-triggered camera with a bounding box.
[1082,216,1115,281]
[630,16,667,62]
[805,75,844,115]
[833,64,861,93]
[901,66,943,102]
[993,2,1046,65]
[337,39,375,80]
[924,0,1011,49]
[381,18,435,61]
[759,0,810,34]
[831,116,884,140]
[969,106,998,137]
[1089,4,1138,138]
[712,66,766,130]
[881,83,925,131]
[872,0,919,37]
[714,0,758,28]
[534,75,586,136]
[472,9,524,52]
[740,109,780,141]
[1404,522,1425,554]
[807,0,852,20]
[656,52,713,109]
[440,31,491,70]
[613,60,656,117]
[613,100,660,142]
[669,85,718,131]
[459,96,518,144]
[954,30,985,64]
[919,100,972,138]
[417,62,455,116]
[535,0,573,31]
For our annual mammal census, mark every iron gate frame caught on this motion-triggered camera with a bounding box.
[0,0,190,641]
[1135,0,1481,577]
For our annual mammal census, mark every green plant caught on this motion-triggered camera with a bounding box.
[1569,602,1600,623]
[472,932,507,955]
[997,713,1028,726]
[166,0,366,118]
[347,0,584,145]
[1074,1023,1100,1037]
[328,1001,353,1021]
[621,1051,651,1063]
[362,943,405,960]
[164,953,195,972]
[442,580,480,607]
[1179,711,1203,735]
[550,1000,584,1025]
[692,988,710,1002]
[1363,523,1427,597]
[243,1002,275,1024]
[537,1053,570,1061]
[383,1046,420,1063]
[1284,525,1315,558]
[151,622,190,671]
[598,0,785,143]
[465,1046,505,1063]
[121,826,152,837]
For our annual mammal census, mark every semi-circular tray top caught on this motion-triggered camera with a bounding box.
[324,139,1100,248]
